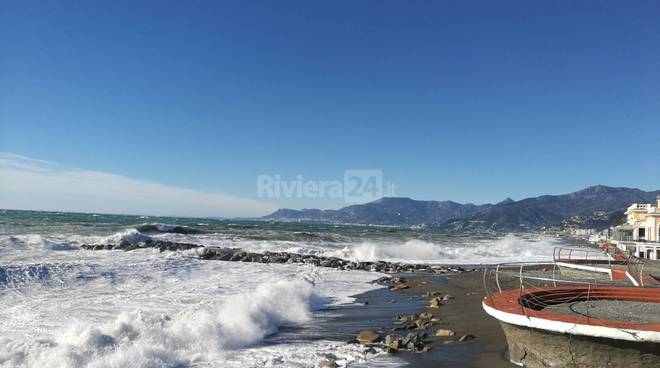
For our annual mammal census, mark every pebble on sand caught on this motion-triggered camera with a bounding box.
[429,297,443,308]
[435,329,455,337]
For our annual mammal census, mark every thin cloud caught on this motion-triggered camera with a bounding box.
[0,153,276,218]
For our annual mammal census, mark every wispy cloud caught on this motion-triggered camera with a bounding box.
[0,153,277,218]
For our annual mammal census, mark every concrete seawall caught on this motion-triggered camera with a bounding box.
[500,321,660,367]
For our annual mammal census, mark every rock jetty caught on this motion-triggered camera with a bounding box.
[199,247,466,274]
[80,241,468,274]
[81,239,201,252]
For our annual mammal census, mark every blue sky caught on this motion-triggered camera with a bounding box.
[1,1,659,216]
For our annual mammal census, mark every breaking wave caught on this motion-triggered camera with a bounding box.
[0,279,319,368]
[101,229,152,245]
[1,235,77,251]
[135,224,205,235]
[0,262,111,290]
[325,234,560,264]
[0,264,53,288]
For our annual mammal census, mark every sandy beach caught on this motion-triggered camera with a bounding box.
[338,270,513,368]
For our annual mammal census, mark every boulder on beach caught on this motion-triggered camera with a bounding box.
[356,330,381,344]
[392,282,410,290]
[319,359,338,368]
[385,335,401,353]
[418,312,433,319]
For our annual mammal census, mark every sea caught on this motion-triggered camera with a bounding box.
[0,209,565,368]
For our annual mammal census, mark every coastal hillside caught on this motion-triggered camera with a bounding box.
[263,185,660,231]
[443,185,660,231]
[265,197,493,226]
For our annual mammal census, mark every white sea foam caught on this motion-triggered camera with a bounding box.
[0,230,562,368]
[2,234,76,251]
[325,234,561,264]
[330,239,440,262]
[0,234,385,368]
[152,232,563,264]
[0,279,320,367]
[103,229,152,245]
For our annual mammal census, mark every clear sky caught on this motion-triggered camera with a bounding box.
[1,1,659,216]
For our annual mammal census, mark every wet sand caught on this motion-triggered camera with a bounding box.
[271,270,515,367]
[331,271,515,368]
[391,272,513,368]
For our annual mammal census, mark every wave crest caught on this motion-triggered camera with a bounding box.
[135,224,204,235]
[101,230,152,245]
[325,234,559,264]
[0,279,319,367]
[1,235,77,251]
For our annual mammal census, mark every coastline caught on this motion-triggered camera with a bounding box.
[391,272,511,368]
[327,271,513,368]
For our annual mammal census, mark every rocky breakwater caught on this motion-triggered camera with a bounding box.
[81,240,468,275]
[200,247,467,274]
[81,239,202,252]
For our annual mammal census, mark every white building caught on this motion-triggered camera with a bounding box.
[610,196,660,260]
[624,196,660,242]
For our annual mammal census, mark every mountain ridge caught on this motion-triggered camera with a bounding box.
[263,185,660,231]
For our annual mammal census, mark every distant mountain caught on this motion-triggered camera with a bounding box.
[264,197,492,226]
[263,186,660,231]
[443,185,660,231]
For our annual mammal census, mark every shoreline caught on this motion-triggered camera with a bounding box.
[336,271,513,368]
[394,272,511,368]
[79,236,575,367]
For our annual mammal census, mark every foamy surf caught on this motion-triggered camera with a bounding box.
[222,233,561,265]
[323,234,561,264]
[0,233,386,368]
[0,279,321,367]
[0,211,571,368]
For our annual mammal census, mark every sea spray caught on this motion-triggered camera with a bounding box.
[323,234,561,264]
[0,279,319,368]
[0,211,572,368]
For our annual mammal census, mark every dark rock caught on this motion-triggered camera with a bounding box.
[82,240,201,253]
[319,359,338,368]
[85,244,479,280]
[372,276,392,284]
[386,337,401,352]
[323,353,338,360]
